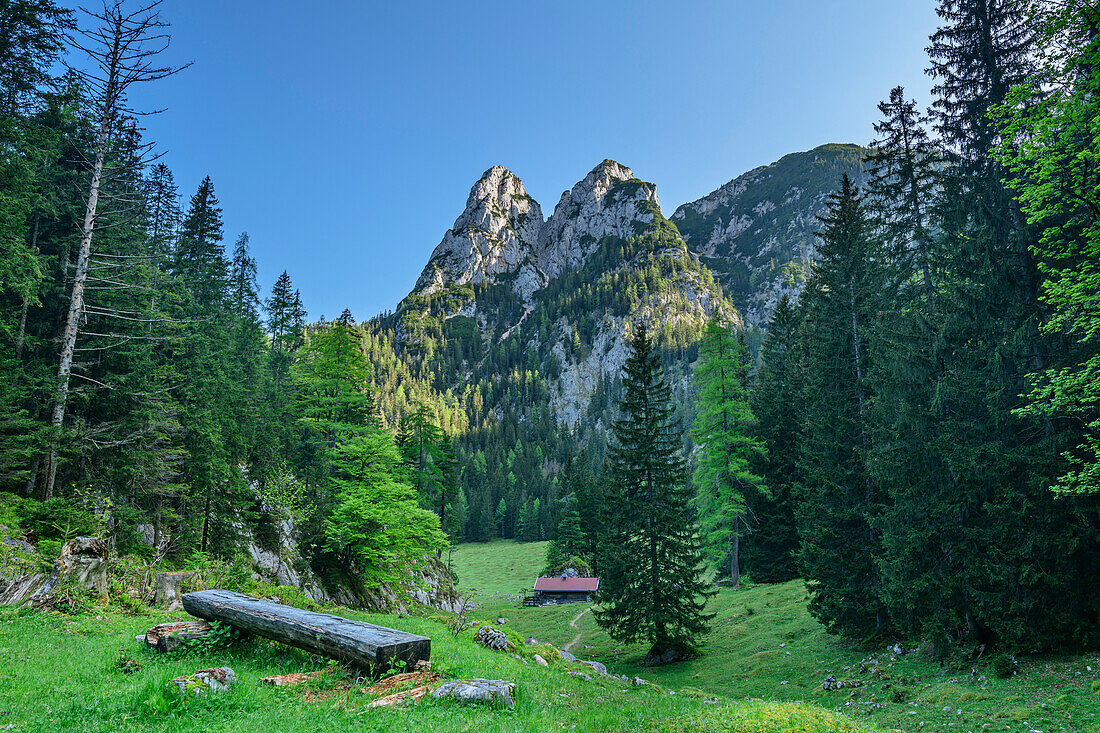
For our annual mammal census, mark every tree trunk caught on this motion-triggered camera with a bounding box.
[44,105,113,500]
[182,589,431,671]
[730,528,740,589]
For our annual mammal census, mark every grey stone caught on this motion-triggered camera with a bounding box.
[496,617,506,625]
[579,660,608,676]
[474,625,509,651]
[559,650,576,663]
[432,678,516,709]
[2,536,36,555]
[533,654,548,667]
[524,637,539,646]
[171,667,236,695]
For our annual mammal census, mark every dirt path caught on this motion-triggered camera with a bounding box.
[563,606,591,653]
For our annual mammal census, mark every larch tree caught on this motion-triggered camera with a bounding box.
[691,316,764,588]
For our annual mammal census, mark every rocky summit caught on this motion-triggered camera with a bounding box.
[392,157,737,432]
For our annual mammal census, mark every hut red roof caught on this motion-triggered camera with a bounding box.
[533,576,599,592]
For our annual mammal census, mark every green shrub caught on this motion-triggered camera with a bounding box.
[992,654,1018,679]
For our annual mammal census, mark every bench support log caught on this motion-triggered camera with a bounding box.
[182,589,430,671]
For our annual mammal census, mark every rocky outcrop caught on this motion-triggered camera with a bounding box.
[415,166,544,300]
[536,160,658,279]
[673,143,867,326]
[474,625,509,651]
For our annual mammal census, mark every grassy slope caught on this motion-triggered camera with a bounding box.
[452,540,1100,733]
[0,584,880,733]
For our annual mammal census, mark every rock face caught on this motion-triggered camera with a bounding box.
[395,158,739,432]
[673,143,867,327]
[432,678,516,708]
[416,166,544,300]
[536,159,658,279]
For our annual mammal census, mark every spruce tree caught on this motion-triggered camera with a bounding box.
[796,176,890,636]
[745,296,802,583]
[691,317,764,587]
[594,322,714,663]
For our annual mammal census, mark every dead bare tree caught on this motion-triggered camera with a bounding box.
[43,1,188,499]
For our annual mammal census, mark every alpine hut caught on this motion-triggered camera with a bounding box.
[525,574,600,605]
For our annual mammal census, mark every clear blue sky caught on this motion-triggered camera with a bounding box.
[128,0,940,322]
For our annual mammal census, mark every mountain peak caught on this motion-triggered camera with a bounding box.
[536,160,660,279]
[414,166,544,295]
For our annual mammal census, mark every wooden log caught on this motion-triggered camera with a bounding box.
[144,620,213,652]
[182,589,430,671]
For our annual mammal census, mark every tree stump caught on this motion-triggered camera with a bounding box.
[156,571,196,610]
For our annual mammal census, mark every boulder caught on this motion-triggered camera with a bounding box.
[155,571,196,611]
[432,678,516,709]
[474,625,509,651]
[2,535,36,556]
[643,643,689,667]
[579,659,608,676]
[495,617,506,625]
[533,654,548,667]
[171,667,236,695]
[559,649,576,663]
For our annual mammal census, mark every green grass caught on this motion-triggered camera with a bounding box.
[451,540,1100,733]
[0,583,882,733]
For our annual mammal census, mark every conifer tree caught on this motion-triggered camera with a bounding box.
[691,317,764,587]
[746,296,802,582]
[171,176,238,555]
[796,176,890,636]
[594,322,714,663]
[545,492,586,571]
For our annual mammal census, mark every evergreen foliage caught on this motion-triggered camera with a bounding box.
[594,322,714,658]
[744,296,801,583]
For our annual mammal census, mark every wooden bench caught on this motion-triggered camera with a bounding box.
[182,589,430,671]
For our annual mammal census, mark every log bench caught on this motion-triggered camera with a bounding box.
[181,589,430,671]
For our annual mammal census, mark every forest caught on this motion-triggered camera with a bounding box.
[2,0,1100,665]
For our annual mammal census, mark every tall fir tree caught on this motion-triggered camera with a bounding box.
[796,176,890,636]
[745,295,802,583]
[594,322,714,663]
